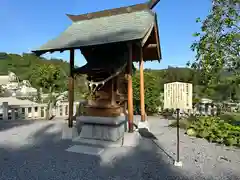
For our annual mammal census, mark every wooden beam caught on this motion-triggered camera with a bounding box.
[154,15,162,60]
[139,48,146,122]
[127,43,134,133]
[148,0,161,9]
[141,25,154,47]
[68,49,75,128]
[146,44,157,48]
[111,79,116,105]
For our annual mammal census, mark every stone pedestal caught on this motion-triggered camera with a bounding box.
[2,102,8,121]
[62,123,78,140]
[137,121,150,131]
[76,116,127,142]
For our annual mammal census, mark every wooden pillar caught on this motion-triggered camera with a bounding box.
[111,79,116,106]
[127,43,134,132]
[68,49,75,128]
[139,48,146,121]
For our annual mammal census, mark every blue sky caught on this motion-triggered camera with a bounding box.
[0,0,211,69]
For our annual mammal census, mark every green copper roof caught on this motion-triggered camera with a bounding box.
[32,10,155,55]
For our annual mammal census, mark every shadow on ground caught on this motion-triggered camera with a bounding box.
[0,120,35,132]
[0,122,239,180]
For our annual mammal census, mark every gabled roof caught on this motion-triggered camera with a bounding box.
[0,97,38,106]
[32,10,156,56]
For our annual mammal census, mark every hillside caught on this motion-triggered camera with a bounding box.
[0,52,71,92]
[0,52,238,103]
[0,52,69,79]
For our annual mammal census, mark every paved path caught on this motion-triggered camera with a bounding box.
[0,118,239,180]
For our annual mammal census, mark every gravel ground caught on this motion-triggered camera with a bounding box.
[0,117,239,180]
[147,116,240,179]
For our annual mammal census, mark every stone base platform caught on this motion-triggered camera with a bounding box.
[72,136,123,148]
[73,131,142,148]
[76,115,128,142]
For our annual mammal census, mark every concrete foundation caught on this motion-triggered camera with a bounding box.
[76,116,127,142]
[73,131,143,148]
[66,145,104,156]
[62,124,78,140]
[137,121,150,132]
[73,136,123,148]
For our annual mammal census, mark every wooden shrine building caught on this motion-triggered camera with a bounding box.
[32,0,162,134]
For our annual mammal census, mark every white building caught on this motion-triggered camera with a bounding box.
[0,97,39,118]
[0,72,37,97]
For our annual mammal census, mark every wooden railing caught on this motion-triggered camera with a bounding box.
[0,102,79,121]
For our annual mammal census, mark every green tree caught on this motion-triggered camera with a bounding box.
[31,64,61,93]
[30,64,62,119]
[133,71,161,115]
[74,75,88,100]
[189,0,240,85]
[163,66,195,84]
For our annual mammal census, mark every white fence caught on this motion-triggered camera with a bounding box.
[0,102,80,121]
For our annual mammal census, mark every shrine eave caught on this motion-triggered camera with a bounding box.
[32,9,161,61]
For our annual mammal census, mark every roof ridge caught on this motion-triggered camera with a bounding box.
[66,3,150,22]
[71,9,154,24]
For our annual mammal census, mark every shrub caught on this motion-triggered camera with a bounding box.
[188,116,240,147]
